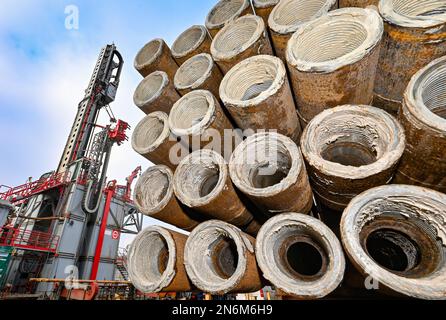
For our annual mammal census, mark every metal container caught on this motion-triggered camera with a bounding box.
[211,14,274,74]
[394,56,446,193]
[286,8,383,126]
[373,0,446,114]
[184,220,262,294]
[301,105,405,211]
[341,185,446,300]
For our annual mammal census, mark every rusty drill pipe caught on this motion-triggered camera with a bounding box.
[256,213,345,300]
[131,112,180,170]
[168,90,233,153]
[252,0,279,24]
[134,38,179,79]
[373,0,446,114]
[341,185,446,300]
[286,8,383,126]
[394,56,446,193]
[268,0,337,61]
[173,149,261,236]
[301,105,405,212]
[229,132,313,215]
[127,226,193,293]
[133,71,180,115]
[339,0,378,7]
[174,53,223,100]
[205,0,253,38]
[184,220,263,294]
[171,25,213,66]
[220,55,301,142]
[211,14,274,74]
[133,166,199,232]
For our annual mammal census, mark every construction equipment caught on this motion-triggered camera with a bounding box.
[0,44,143,300]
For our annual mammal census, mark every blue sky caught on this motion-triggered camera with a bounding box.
[0,0,217,246]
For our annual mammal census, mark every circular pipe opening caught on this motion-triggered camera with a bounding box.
[230,133,300,197]
[134,71,168,107]
[184,221,249,293]
[255,213,345,298]
[301,105,405,179]
[220,55,285,105]
[341,185,446,299]
[172,25,207,58]
[132,112,170,154]
[253,0,279,8]
[380,0,446,28]
[135,39,163,68]
[133,166,173,215]
[409,57,446,125]
[174,54,213,90]
[168,90,215,136]
[212,15,264,59]
[174,150,226,207]
[286,241,324,277]
[128,227,176,293]
[269,0,336,34]
[287,8,383,73]
[206,0,250,29]
[366,229,421,273]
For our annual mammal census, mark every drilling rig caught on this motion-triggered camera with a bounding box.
[0,44,143,299]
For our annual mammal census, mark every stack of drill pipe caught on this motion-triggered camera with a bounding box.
[205,0,253,37]
[268,0,337,61]
[229,132,314,215]
[133,71,180,115]
[174,53,223,100]
[339,0,379,7]
[394,56,446,193]
[168,90,233,152]
[171,25,213,66]
[184,220,263,294]
[300,105,406,212]
[173,149,261,235]
[131,111,182,170]
[133,166,199,232]
[220,55,301,142]
[134,38,179,79]
[373,0,446,115]
[341,185,446,300]
[211,14,274,74]
[252,0,279,24]
[255,213,345,300]
[127,226,193,293]
[286,8,383,126]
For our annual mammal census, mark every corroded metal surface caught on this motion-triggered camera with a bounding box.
[268,0,337,61]
[301,105,405,211]
[173,150,260,235]
[256,213,345,300]
[134,38,179,79]
[131,111,179,170]
[128,226,193,293]
[133,71,180,115]
[339,0,378,7]
[133,166,199,231]
[211,14,274,74]
[205,0,253,37]
[394,56,446,193]
[252,0,279,24]
[229,132,313,215]
[220,55,301,142]
[171,25,213,66]
[341,185,446,300]
[286,8,383,126]
[373,1,446,114]
[174,53,223,100]
[184,220,263,294]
